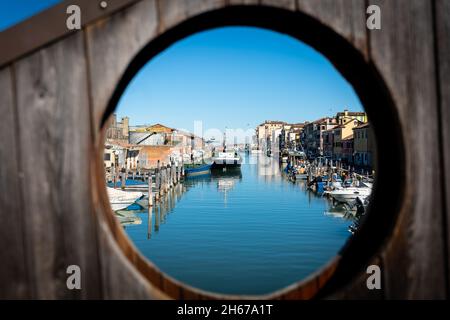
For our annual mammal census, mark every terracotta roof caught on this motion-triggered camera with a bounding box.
[336,111,366,116]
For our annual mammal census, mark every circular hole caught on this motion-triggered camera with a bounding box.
[99,6,404,299]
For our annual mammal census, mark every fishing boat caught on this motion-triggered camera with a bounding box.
[212,131,242,169]
[107,187,143,211]
[211,151,242,169]
[184,163,212,177]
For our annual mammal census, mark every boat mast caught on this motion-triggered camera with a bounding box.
[223,130,226,152]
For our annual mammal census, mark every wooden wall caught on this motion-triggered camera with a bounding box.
[0,0,448,299]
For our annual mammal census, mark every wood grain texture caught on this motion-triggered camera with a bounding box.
[85,0,158,132]
[0,0,141,68]
[261,0,296,10]
[297,0,367,58]
[435,0,450,293]
[0,0,447,300]
[327,256,384,299]
[369,0,446,299]
[97,218,168,299]
[228,0,259,5]
[14,32,101,299]
[0,67,29,298]
[158,0,226,33]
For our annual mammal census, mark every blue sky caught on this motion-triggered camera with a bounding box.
[117,26,363,133]
[1,1,364,135]
[0,0,61,31]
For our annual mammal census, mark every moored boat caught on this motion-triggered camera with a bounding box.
[184,163,212,177]
[211,151,242,169]
[107,187,144,211]
[328,186,371,204]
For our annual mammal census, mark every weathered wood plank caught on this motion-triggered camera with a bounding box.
[85,0,158,133]
[228,0,259,5]
[261,0,296,11]
[14,32,101,299]
[158,0,226,33]
[0,0,141,68]
[96,218,168,299]
[297,0,368,58]
[369,0,446,299]
[435,0,450,294]
[0,66,30,299]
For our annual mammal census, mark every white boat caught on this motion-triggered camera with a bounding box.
[328,186,371,203]
[107,187,143,211]
[212,151,242,168]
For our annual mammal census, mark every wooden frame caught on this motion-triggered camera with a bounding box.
[0,0,448,299]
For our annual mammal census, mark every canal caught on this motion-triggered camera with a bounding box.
[122,153,354,295]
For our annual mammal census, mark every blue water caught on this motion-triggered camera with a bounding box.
[123,154,353,295]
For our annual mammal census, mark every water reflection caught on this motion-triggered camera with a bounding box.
[121,154,355,295]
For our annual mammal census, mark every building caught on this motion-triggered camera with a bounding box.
[332,119,362,162]
[279,124,292,150]
[104,121,206,169]
[336,109,367,125]
[106,113,129,144]
[255,120,286,151]
[303,117,337,157]
[341,137,354,164]
[129,123,175,146]
[322,129,334,158]
[271,128,283,155]
[104,146,117,168]
[353,122,375,168]
[288,123,304,150]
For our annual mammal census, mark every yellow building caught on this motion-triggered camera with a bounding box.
[332,119,363,162]
[353,122,375,167]
[256,120,286,150]
[335,109,367,125]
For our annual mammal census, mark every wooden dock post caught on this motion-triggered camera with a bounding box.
[169,162,174,189]
[148,171,153,207]
[155,161,160,201]
[121,168,126,190]
[172,162,176,186]
[181,158,185,178]
[166,165,170,191]
[161,163,167,194]
[112,164,116,189]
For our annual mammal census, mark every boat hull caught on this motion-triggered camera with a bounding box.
[329,188,371,203]
[107,187,143,211]
[184,163,212,177]
[211,161,241,169]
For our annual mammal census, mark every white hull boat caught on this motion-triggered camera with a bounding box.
[107,187,143,211]
[329,187,371,203]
